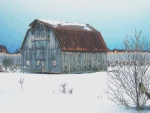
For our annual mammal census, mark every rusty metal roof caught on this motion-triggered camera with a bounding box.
[53,29,107,52]
[30,19,108,52]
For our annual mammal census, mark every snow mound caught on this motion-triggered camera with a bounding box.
[0,72,149,113]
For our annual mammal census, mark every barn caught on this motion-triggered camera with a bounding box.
[20,19,107,73]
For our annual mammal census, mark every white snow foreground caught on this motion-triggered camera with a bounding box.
[0,72,149,113]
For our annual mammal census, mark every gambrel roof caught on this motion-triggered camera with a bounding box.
[21,19,107,52]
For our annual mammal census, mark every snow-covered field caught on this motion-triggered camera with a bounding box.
[0,72,149,113]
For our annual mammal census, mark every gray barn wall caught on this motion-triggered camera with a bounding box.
[46,28,62,73]
[21,29,30,72]
[21,25,62,73]
[61,52,107,73]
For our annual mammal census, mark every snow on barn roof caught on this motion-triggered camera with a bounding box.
[29,19,98,31]
[39,19,92,31]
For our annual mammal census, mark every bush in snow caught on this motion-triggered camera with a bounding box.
[68,87,73,94]
[58,82,68,94]
[106,29,150,109]
[58,82,73,94]
[2,57,14,70]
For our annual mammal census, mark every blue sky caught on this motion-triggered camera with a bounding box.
[0,0,150,53]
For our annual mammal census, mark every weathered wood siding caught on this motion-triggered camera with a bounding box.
[21,23,62,73]
[61,52,107,73]
[21,29,31,72]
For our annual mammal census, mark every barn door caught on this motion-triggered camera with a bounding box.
[34,22,47,73]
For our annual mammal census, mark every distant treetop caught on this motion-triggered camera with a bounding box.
[0,45,9,53]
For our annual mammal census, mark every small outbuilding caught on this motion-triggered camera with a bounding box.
[20,19,107,73]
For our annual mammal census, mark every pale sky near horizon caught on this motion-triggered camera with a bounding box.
[0,0,150,53]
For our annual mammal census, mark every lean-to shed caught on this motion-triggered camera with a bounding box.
[20,19,107,73]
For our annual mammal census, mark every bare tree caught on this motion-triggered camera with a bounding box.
[19,77,24,91]
[106,29,150,109]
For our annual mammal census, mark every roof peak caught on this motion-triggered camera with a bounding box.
[38,19,92,31]
[39,19,87,25]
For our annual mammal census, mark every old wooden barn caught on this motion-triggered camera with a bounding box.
[20,19,107,73]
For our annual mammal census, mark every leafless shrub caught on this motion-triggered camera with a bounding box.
[58,82,68,94]
[106,29,150,109]
[68,87,73,94]
[19,77,24,91]
[58,82,73,94]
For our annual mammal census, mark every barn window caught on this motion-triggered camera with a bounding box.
[53,60,56,66]
[65,61,67,68]
[36,60,40,66]
[98,61,101,66]
[47,35,50,41]
[36,50,41,59]
[34,23,46,48]
[35,23,46,36]
[42,61,46,67]
[77,61,79,67]
[26,60,30,66]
